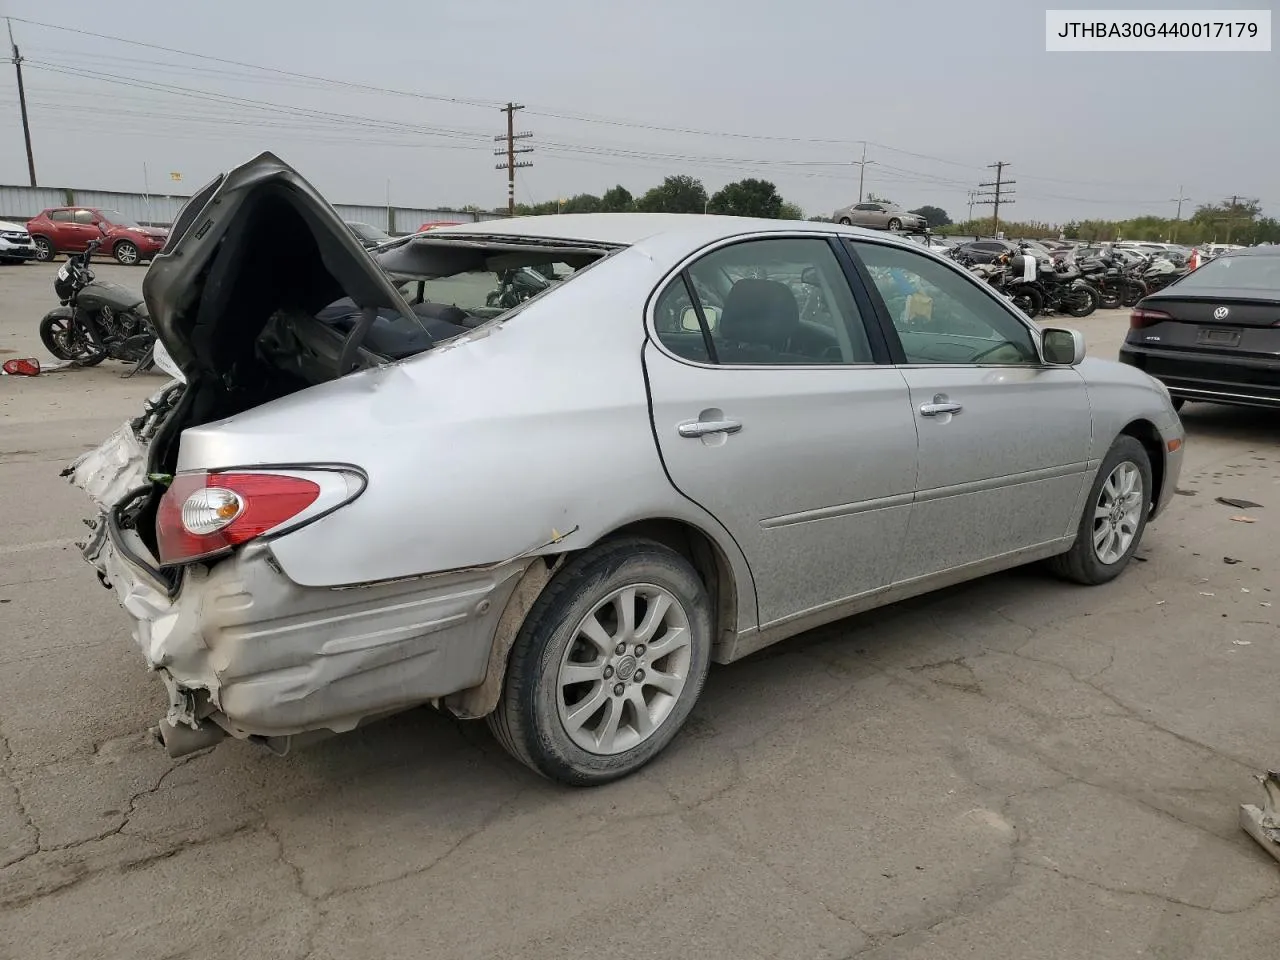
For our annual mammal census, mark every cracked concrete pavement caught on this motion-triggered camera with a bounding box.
[2,260,1278,959]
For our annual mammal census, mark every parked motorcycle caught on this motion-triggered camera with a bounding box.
[38,239,157,375]
[1075,253,1146,310]
[1135,254,1189,295]
[1032,260,1099,317]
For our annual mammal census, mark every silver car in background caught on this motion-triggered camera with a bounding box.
[68,152,1184,786]
[832,201,928,231]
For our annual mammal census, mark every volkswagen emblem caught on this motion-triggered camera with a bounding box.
[1213,306,1230,320]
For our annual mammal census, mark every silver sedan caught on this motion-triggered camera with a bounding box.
[832,201,928,231]
[68,152,1184,785]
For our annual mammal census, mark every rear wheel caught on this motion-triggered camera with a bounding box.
[113,241,140,265]
[39,315,106,365]
[887,218,902,230]
[1120,280,1147,307]
[1097,285,1121,310]
[1009,285,1043,318]
[1048,436,1151,585]
[1064,284,1099,317]
[32,236,53,261]
[488,538,713,786]
[838,217,852,225]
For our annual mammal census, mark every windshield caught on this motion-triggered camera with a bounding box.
[1173,254,1280,293]
[97,209,140,228]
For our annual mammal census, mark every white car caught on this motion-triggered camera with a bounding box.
[0,218,37,263]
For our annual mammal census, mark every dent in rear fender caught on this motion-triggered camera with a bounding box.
[173,248,758,631]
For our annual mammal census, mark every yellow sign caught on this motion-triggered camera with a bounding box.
[169,172,182,182]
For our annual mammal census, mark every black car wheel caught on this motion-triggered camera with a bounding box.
[838,217,852,225]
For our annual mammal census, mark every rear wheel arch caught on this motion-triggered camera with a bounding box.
[443,517,740,721]
[1118,418,1166,509]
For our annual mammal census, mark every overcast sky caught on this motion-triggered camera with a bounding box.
[0,0,1276,224]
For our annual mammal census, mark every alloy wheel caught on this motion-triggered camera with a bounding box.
[1092,461,1144,564]
[33,237,52,261]
[115,242,139,265]
[556,583,692,755]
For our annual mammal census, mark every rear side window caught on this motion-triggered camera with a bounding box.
[49,210,72,222]
[73,210,96,224]
[653,237,875,366]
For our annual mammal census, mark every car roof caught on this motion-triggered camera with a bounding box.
[1216,244,1280,258]
[422,212,893,248]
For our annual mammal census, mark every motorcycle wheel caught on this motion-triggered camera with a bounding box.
[39,315,106,366]
[1120,281,1147,307]
[1098,286,1121,310]
[1009,286,1043,318]
[1065,285,1099,318]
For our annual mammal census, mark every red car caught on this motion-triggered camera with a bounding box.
[26,207,169,266]
[417,220,462,232]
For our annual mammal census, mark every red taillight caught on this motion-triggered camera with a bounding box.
[1129,307,1173,330]
[157,471,322,566]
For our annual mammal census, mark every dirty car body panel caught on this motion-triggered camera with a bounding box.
[67,152,1183,760]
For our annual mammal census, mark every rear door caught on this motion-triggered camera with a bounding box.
[644,234,918,630]
[46,209,75,249]
[847,238,1093,583]
[68,210,101,252]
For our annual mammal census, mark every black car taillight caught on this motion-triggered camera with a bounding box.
[1130,307,1173,330]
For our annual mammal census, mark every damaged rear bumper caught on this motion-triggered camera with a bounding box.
[68,407,527,749]
[92,520,527,743]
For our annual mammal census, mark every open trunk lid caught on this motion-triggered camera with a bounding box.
[142,151,421,381]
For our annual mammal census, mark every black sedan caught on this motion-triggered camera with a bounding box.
[1120,245,1280,410]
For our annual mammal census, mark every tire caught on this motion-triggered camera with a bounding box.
[1065,284,1099,318]
[1048,435,1152,585]
[1009,285,1043,318]
[39,314,106,365]
[887,218,902,230]
[838,217,853,225]
[488,537,713,786]
[114,241,140,265]
[32,236,53,261]
[1120,281,1147,308]
[1097,285,1121,310]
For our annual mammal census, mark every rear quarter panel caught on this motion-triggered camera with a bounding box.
[172,242,758,625]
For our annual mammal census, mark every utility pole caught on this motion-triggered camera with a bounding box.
[966,190,977,225]
[1168,185,1190,241]
[852,141,877,203]
[974,161,1015,235]
[7,19,37,187]
[494,102,532,217]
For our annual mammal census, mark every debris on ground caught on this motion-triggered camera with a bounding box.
[1231,516,1259,524]
[1224,557,1242,564]
[1218,497,1264,509]
[1240,770,1280,865]
[1,358,41,376]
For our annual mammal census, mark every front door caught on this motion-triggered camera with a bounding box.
[848,238,1093,583]
[644,235,918,630]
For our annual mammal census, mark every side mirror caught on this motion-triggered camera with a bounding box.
[1042,327,1086,365]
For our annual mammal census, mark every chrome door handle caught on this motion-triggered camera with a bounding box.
[919,394,962,417]
[678,418,742,438]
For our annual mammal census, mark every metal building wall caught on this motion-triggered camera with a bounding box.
[0,185,505,232]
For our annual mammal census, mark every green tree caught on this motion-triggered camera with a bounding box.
[637,175,708,214]
[706,178,783,218]
[908,205,952,228]
[561,193,602,214]
[600,185,634,212]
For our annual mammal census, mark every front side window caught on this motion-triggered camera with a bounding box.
[654,237,874,365]
[852,241,1039,366]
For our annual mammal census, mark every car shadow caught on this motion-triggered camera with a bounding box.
[1178,402,1279,444]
